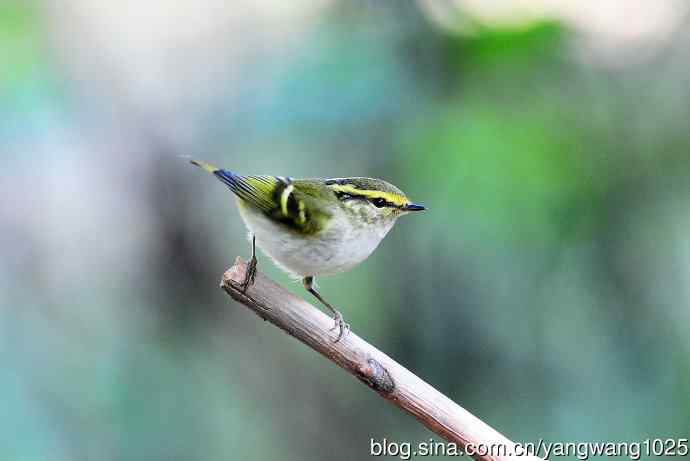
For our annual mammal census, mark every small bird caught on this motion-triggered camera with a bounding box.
[191,160,425,341]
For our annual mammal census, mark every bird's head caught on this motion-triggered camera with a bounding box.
[321,177,425,228]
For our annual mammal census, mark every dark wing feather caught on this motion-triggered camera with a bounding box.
[213,170,282,213]
[190,160,328,234]
[214,170,327,235]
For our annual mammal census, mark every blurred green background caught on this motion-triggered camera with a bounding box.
[2,1,689,459]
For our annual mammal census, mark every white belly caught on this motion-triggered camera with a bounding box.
[238,204,393,278]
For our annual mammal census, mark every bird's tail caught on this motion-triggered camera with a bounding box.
[190,159,220,174]
[190,159,279,213]
[190,159,323,234]
[190,159,238,189]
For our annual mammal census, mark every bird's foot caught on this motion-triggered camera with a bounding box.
[329,310,350,343]
[242,255,257,293]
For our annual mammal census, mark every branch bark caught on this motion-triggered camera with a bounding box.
[221,257,543,461]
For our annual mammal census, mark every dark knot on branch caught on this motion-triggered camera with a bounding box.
[357,358,395,394]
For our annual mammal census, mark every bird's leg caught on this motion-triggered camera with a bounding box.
[242,235,257,292]
[303,276,350,342]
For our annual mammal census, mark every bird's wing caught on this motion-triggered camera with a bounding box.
[191,160,329,234]
[215,170,285,213]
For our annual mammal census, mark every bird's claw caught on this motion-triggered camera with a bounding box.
[329,310,350,342]
[242,256,257,293]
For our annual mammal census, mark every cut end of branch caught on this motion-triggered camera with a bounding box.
[222,256,248,288]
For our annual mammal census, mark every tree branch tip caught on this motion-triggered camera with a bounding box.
[222,256,248,287]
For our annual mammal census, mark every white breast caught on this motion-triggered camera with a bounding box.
[237,202,395,278]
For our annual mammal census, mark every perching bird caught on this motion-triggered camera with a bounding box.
[191,160,425,341]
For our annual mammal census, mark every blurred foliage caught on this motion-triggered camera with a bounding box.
[442,21,567,81]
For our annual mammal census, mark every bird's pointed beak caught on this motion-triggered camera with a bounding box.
[402,203,426,212]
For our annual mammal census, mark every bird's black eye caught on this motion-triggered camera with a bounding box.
[372,198,387,208]
[335,191,353,201]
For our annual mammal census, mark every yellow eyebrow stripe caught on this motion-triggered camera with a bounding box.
[330,184,407,207]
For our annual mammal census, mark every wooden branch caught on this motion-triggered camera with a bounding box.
[221,257,543,461]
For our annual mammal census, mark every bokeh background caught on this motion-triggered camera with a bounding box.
[2,1,689,459]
